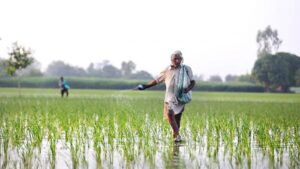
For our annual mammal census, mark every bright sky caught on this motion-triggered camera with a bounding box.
[0,0,299,79]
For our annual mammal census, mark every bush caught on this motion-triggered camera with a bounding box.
[0,77,264,92]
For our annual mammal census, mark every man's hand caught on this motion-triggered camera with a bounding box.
[184,88,189,93]
[137,84,146,90]
[184,80,196,93]
[136,80,157,90]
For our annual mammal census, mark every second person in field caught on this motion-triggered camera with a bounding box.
[58,76,70,97]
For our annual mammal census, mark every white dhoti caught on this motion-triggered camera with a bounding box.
[163,98,184,119]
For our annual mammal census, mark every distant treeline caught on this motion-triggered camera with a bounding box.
[1,26,300,93]
[0,59,154,80]
[0,77,265,92]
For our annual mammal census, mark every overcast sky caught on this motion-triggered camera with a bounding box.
[0,0,299,79]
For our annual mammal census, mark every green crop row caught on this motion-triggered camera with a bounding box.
[0,76,265,92]
[0,88,299,169]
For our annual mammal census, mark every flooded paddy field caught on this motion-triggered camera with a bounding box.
[0,88,299,169]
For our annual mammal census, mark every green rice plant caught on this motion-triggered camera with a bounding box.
[0,119,10,169]
[69,135,80,169]
[28,116,44,153]
[0,88,299,168]
[48,122,58,169]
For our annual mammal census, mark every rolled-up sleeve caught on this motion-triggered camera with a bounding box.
[155,68,167,84]
[186,66,194,81]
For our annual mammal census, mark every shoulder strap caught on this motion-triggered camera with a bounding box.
[182,65,191,80]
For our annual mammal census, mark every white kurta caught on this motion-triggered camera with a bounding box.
[155,64,194,116]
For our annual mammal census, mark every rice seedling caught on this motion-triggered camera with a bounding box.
[0,88,299,168]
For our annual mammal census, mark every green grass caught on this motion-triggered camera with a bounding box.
[0,88,299,169]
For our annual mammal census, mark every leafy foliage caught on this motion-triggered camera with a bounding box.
[295,68,300,86]
[17,60,43,77]
[0,58,9,77]
[256,25,282,58]
[128,70,153,80]
[208,75,223,82]
[45,60,87,77]
[45,60,153,79]
[4,42,33,76]
[252,52,300,92]
[121,60,136,77]
[0,77,264,92]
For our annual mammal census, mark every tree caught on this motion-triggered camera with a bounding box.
[236,74,256,83]
[225,74,238,82]
[277,52,300,87]
[87,63,99,77]
[128,70,153,80]
[87,62,112,77]
[252,53,300,92]
[295,68,300,86]
[87,63,95,74]
[0,58,9,77]
[208,75,223,82]
[121,61,136,77]
[17,59,43,77]
[101,65,122,78]
[4,42,34,90]
[5,42,33,76]
[45,60,86,77]
[256,25,282,58]
[193,74,205,81]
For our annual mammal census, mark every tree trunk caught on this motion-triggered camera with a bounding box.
[264,82,270,92]
[17,76,21,96]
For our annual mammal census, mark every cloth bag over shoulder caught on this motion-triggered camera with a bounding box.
[176,65,192,104]
[64,81,70,89]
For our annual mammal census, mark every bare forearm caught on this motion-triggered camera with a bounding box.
[184,80,196,93]
[144,80,158,89]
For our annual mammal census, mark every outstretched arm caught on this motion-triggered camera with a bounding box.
[138,80,158,90]
[144,80,158,89]
[138,68,166,90]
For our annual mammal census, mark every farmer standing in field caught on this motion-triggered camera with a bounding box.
[58,76,70,97]
[137,50,195,142]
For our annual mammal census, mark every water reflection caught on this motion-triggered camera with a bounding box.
[171,143,182,168]
[165,142,186,169]
[0,120,299,169]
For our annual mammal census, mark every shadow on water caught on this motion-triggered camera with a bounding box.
[166,142,186,169]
